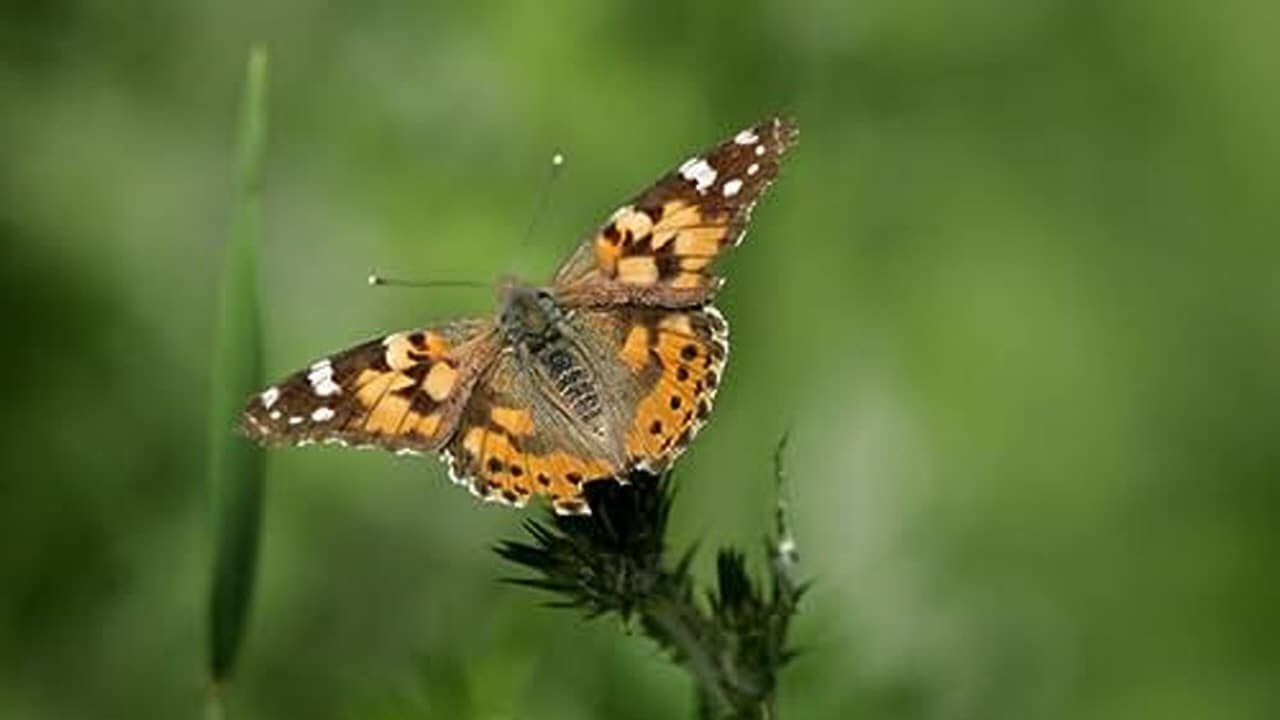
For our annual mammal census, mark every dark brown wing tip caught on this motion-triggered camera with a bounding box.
[237,405,272,444]
[237,387,290,446]
[764,116,799,153]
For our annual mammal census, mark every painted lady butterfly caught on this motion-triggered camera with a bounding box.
[241,117,798,514]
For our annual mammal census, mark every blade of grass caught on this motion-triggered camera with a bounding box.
[206,45,269,708]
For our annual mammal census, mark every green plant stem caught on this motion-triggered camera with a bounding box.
[206,44,269,708]
[641,592,734,715]
[204,687,225,720]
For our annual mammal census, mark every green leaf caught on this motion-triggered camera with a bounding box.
[206,45,269,693]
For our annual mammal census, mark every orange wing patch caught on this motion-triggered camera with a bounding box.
[624,308,729,470]
[619,324,651,371]
[450,423,615,514]
[616,255,660,286]
[491,406,534,436]
[413,412,443,437]
[361,390,412,435]
[346,368,445,442]
[344,330,467,443]
[423,362,458,401]
[592,200,731,293]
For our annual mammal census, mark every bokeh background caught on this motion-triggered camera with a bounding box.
[2,1,1278,718]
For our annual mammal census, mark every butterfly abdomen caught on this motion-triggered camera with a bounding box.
[537,344,604,424]
[502,284,607,427]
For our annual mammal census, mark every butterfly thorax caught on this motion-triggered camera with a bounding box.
[499,282,605,427]
[498,282,561,348]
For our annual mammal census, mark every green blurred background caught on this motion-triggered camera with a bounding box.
[2,1,1277,718]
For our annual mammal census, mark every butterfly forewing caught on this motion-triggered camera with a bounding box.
[241,319,498,452]
[553,117,798,307]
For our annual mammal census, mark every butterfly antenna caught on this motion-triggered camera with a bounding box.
[366,273,487,290]
[518,149,565,250]
[371,148,564,289]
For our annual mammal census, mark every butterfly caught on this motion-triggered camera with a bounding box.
[241,117,798,514]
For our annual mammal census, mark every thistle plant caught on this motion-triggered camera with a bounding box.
[496,438,803,720]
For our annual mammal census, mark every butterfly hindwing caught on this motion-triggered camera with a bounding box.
[444,349,621,515]
[575,305,730,472]
[241,319,498,452]
[553,117,797,306]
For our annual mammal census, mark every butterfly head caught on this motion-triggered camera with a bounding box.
[498,277,561,347]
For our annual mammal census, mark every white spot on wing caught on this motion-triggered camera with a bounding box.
[269,410,282,421]
[260,386,280,409]
[735,129,759,145]
[288,416,304,426]
[747,163,760,176]
[308,359,342,397]
[722,178,743,198]
[755,144,765,156]
[678,157,717,193]
[311,406,335,422]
